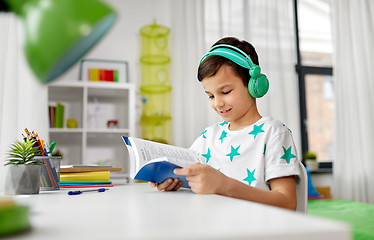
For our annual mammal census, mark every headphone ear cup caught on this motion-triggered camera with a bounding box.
[249,65,261,78]
[248,74,269,98]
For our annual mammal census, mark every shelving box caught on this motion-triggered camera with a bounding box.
[47,81,136,174]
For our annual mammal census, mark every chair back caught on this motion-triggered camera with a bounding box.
[296,160,308,213]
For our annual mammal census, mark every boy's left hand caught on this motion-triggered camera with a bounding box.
[174,163,226,194]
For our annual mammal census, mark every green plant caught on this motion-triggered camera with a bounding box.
[303,151,317,160]
[51,149,63,158]
[4,140,42,166]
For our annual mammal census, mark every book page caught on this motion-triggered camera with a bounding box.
[129,137,202,169]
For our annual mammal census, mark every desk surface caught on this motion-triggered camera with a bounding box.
[6,183,350,240]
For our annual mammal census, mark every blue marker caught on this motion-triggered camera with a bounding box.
[68,188,108,195]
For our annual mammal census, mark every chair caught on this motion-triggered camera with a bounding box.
[296,160,308,213]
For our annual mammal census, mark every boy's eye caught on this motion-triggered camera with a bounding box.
[223,90,232,95]
[208,95,214,99]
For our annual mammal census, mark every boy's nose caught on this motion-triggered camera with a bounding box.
[214,97,225,108]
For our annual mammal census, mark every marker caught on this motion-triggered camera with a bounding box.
[49,142,56,153]
[68,188,109,195]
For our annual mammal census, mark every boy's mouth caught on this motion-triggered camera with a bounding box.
[219,108,231,115]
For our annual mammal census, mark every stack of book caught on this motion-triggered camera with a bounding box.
[49,102,64,128]
[59,165,122,188]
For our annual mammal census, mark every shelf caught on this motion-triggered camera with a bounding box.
[49,81,134,89]
[47,81,136,173]
[49,128,130,134]
[49,128,84,133]
[86,128,130,134]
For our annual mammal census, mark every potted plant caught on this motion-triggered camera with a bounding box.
[4,140,43,195]
[303,151,319,171]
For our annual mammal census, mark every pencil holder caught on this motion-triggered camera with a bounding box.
[35,156,62,191]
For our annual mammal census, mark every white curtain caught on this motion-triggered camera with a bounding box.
[331,0,374,203]
[172,0,301,154]
[171,0,220,148]
[0,13,48,192]
[244,0,300,155]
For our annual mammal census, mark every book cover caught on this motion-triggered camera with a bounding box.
[55,102,64,128]
[60,181,112,184]
[122,136,203,188]
[60,171,110,181]
[60,165,122,173]
[60,184,114,188]
[48,105,55,128]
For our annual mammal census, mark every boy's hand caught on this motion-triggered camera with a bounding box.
[174,163,226,194]
[149,178,183,192]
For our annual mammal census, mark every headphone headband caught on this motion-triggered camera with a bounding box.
[199,44,256,69]
[199,43,269,98]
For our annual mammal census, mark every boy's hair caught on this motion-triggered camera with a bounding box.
[197,37,259,87]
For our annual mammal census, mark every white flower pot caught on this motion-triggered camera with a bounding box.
[4,165,41,195]
[305,159,319,172]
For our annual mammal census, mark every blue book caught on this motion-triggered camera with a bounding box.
[122,137,203,188]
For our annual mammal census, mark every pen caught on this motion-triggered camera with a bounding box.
[44,142,51,156]
[68,188,109,195]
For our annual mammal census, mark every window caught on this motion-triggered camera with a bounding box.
[305,74,334,161]
[294,0,334,166]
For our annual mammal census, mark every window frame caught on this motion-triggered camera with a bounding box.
[293,0,333,172]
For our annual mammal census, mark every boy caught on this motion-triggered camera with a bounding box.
[150,37,300,210]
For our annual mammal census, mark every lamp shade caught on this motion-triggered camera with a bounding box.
[5,0,117,83]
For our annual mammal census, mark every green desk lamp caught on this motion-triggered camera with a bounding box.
[0,0,117,83]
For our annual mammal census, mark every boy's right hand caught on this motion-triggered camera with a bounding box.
[149,178,182,192]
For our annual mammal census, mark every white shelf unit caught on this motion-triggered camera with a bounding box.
[47,81,136,173]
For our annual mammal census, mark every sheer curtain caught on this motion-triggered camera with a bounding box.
[331,0,374,203]
[0,13,48,192]
[183,0,301,152]
[243,0,300,152]
[170,0,220,148]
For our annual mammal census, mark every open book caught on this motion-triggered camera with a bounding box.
[122,137,203,188]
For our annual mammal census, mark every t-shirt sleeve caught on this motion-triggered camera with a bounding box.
[189,137,200,152]
[264,131,301,182]
[189,135,205,164]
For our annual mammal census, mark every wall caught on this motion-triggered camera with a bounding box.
[311,172,333,197]
[54,0,174,136]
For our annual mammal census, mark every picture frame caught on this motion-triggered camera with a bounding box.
[79,59,129,82]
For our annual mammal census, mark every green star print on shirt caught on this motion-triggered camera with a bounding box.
[226,145,240,162]
[243,168,256,185]
[202,148,211,163]
[249,123,265,139]
[200,129,207,139]
[219,130,228,143]
[280,146,296,164]
[219,121,228,126]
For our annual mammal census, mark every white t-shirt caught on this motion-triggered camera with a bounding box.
[189,116,301,191]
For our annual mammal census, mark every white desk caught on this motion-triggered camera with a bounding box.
[7,183,350,240]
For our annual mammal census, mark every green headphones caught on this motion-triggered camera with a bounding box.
[199,44,269,98]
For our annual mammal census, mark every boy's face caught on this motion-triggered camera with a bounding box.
[202,65,258,130]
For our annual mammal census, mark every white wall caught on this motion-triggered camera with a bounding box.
[54,0,175,136]
[56,0,172,83]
